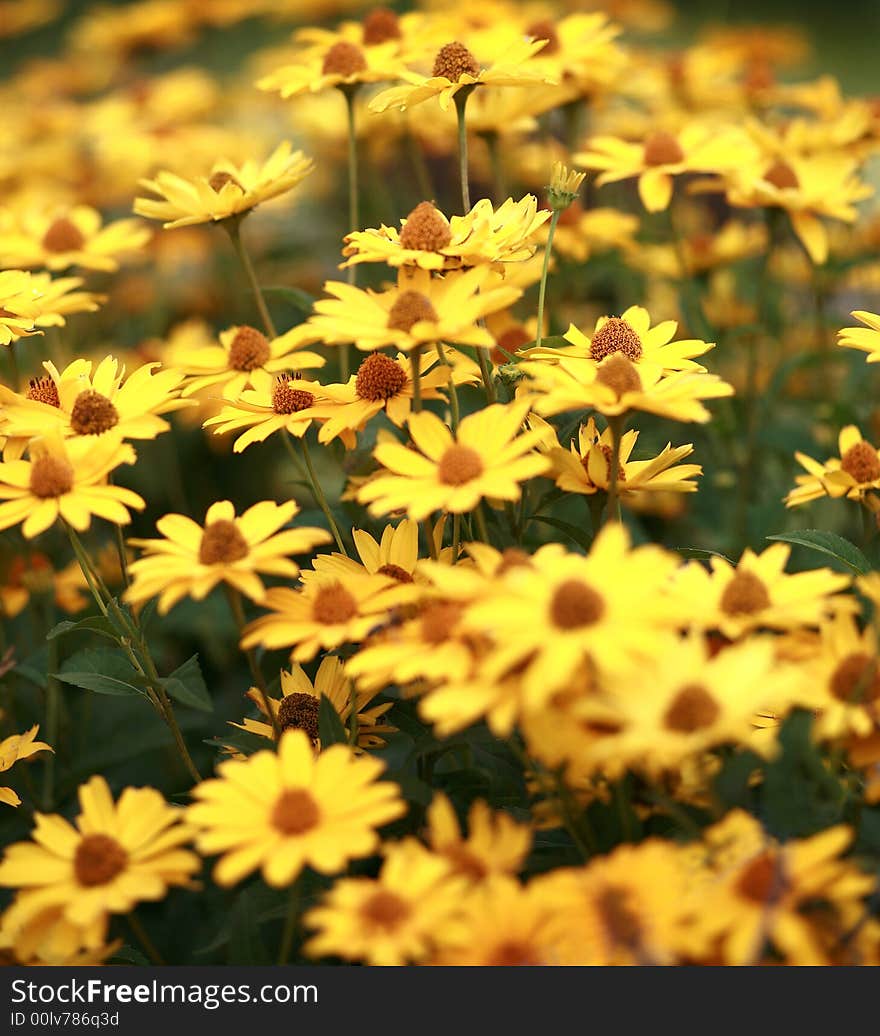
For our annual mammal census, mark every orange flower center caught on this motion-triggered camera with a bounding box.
[487,940,543,966]
[387,290,438,333]
[432,41,480,81]
[492,326,531,365]
[322,41,367,77]
[377,562,413,583]
[277,692,320,741]
[663,683,720,732]
[590,317,643,362]
[830,652,880,704]
[26,375,60,407]
[595,885,643,950]
[595,354,642,399]
[736,852,786,904]
[764,161,799,191]
[70,390,119,435]
[208,170,243,192]
[42,217,86,253]
[271,789,321,836]
[550,579,605,630]
[419,600,464,644]
[362,7,401,45]
[355,353,407,401]
[720,570,770,616]
[643,131,684,166]
[841,441,880,483]
[527,19,560,55]
[360,889,410,930]
[312,583,358,625]
[272,375,314,415]
[438,444,483,485]
[74,833,128,887]
[229,326,270,371]
[497,547,531,574]
[29,455,74,498]
[399,202,453,252]
[198,519,249,564]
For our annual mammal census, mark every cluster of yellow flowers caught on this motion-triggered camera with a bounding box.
[2,0,880,968]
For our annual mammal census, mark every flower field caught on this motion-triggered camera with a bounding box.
[2,0,880,968]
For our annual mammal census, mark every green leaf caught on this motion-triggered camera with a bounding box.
[514,334,570,353]
[47,615,118,642]
[162,654,212,712]
[673,547,734,564]
[529,514,593,552]
[55,648,146,697]
[767,530,871,575]
[262,286,316,314]
[318,693,347,747]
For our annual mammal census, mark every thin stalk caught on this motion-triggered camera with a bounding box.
[434,343,460,429]
[288,432,347,556]
[474,503,491,544]
[225,585,280,741]
[224,218,276,339]
[862,503,876,549]
[535,209,560,349]
[476,348,496,404]
[410,346,423,413]
[453,87,475,214]
[406,130,434,200]
[8,339,21,391]
[485,131,506,204]
[452,513,461,562]
[341,85,361,381]
[128,912,165,966]
[41,600,59,811]
[605,414,625,525]
[422,519,439,561]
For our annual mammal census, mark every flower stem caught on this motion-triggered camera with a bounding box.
[486,131,506,204]
[128,912,165,966]
[341,85,361,381]
[474,502,491,544]
[224,585,280,741]
[41,598,59,811]
[434,343,460,429]
[285,432,347,555]
[453,88,475,214]
[224,217,277,339]
[410,346,423,413]
[452,513,461,562]
[535,209,560,350]
[476,348,496,404]
[605,414,625,525]
[422,519,439,561]
[277,878,301,965]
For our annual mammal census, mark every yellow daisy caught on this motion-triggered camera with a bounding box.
[839,310,880,362]
[0,726,52,808]
[0,270,48,345]
[424,793,531,882]
[786,426,880,507]
[257,38,403,99]
[805,612,880,741]
[187,730,406,887]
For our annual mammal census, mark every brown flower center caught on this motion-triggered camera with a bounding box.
[643,131,684,166]
[438,444,483,485]
[74,833,128,887]
[491,326,531,365]
[208,170,242,192]
[355,353,407,401]
[590,317,643,362]
[596,885,642,950]
[419,601,463,644]
[497,547,531,574]
[830,652,880,704]
[42,217,86,253]
[277,691,320,740]
[664,683,720,732]
[272,374,314,415]
[841,441,880,484]
[550,579,605,630]
[362,7,401,45]
[229,326,270,371]
[443,843,489,880]
[29,455,74,498]
[377,562,414,583]
[595,355,642,400]
[322,41,367,77]
[720,570,770,616]
[596,443,626,483]
[70,390,119,435]
[312,583,358,625]
[487,940,543,966]
[271,788,321,835]
[26,375,60,407]
[399,201,453,252]
[432,41,480,81]
[736,851,786,904]
[360,889,410,930]
[527,19,560,55]
[387,291,438,333]
[198,519,249,564]
[764,160,799,191]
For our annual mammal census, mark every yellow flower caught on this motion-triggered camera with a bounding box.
[547,161,586,211]
[672,543,853,640]
[258,37,403,98]
[341,197,549,271]
[228,657,394,752]
[0,776,198,959]
[544,415,701,498]
[134,142,314,228]
[0,726,52,807]
[786,426,880,507]
[170,323,324,401]
[358,402,549,520]
[522,11,627,96]
[425,793,531,882]
[575,123,746,211]
[125,499,331,614]
[535,204,639,264]
[26,273,104,327]
[0,270,47,344]
[0,433,144,539]
[0,550,87,619]
[0,206,151,272]
[291,265,522,353]
[302,517,434,590]
[839,310,880,362]
[370,36,555,113]
[187,730,406,887]
[0,356,191,450]
[201,371,333,452]
[304,839,466,966]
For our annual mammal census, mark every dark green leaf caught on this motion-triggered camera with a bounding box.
[767,530,871,575]
[673,546,734,564]
[47,615,118,642]
[162,654,212,712]
[262,286,316,314]
[55,648,146,697]
[529,514,593,552]
[318,693,347,747]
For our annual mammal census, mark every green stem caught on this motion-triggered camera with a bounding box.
[225,586,280,741]
[8,339,21,391]
[605,414,625,525]
[535,209,560,349]
[474,502,491,544]
[862,503,876,548]
[410,346,423,413]
[290,433,347,556]
[225,217,277,339]
[422,519,439,561]
[341,85,361,381]
[277,879,301,965]
[41,600,59,811]
[486,131,506,204]
[128,912,165,966]
[452,512,461,562]
[453,88,475,214]
[476,348,496,404]
[434,343,460,430]
[406,130,434,200]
